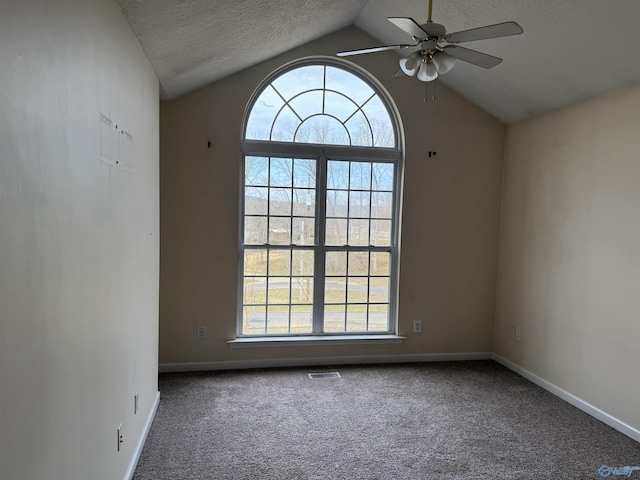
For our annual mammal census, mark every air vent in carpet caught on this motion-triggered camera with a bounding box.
[308,372,341,379]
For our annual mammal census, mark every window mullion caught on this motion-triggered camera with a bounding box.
[366,251,371,331]
[388,160,402,333]
[313,155,328,334]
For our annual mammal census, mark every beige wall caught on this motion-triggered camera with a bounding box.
[159,27,505,366]
[494,84,640,431]
[0,1,159,479]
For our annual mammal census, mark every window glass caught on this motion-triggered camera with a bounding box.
[240,60,400,336]
[246,63,396,149]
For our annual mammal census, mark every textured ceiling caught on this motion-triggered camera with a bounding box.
[117,0,368,98]
[118,0,640,123]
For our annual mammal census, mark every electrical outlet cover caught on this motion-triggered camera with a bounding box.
[117,423,123,451]
[197,325,207,339]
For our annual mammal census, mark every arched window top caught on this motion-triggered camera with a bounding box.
[244,60,398,149]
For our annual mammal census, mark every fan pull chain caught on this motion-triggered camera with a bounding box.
[423,81,437,103]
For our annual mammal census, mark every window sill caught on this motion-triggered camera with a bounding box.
[227,335,406,348]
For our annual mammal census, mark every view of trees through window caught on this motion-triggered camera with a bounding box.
[240,61,401,336]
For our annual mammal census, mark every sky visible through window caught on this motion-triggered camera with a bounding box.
[245,64,395,148]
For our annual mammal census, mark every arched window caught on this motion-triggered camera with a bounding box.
[239,58,403,338]
[245,62,395,148]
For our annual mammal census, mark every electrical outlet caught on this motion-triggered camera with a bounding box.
[413,320,422,333]
[117,423,123,452]
[134,391,139,415]
[510,326,522,342]
[514,327,522,343]
[197,325,207,339]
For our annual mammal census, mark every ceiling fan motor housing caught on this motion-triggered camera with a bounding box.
[421,22,446,39]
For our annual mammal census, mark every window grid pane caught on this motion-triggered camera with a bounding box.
[246,65,395,149]
[325,160,394,251]
[242,155,318,335]
[242,246,316,335]
[324,247,391,333]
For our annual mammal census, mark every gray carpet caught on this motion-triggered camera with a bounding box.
[134,361,640,479]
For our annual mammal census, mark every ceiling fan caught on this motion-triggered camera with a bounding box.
[337,0,523,82]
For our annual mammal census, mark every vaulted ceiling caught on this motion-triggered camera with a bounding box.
[118,0,640,123]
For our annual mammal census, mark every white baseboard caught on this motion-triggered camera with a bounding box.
[124,390,160,480]
[492,354,640,443]
[159,352,493,373]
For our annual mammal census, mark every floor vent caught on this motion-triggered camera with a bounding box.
[308,372,341,379]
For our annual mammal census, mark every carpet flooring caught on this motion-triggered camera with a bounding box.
[133,361,640,479]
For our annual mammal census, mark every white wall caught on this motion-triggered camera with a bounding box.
[494,84,640,432]
[0,1,159,479]
[159,27,506,367]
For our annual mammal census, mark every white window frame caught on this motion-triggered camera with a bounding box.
[236,57,404,339]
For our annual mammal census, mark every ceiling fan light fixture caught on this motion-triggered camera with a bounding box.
[399,52,422,76]
[335,1,522,86]
[417,59,438,82]
[432,51,456,75]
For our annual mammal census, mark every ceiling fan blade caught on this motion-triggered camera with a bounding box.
[388,17,430,39]
[445,21,523,44]
[444,45,502,69]
[337,44,415,57]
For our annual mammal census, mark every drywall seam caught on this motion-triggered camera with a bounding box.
[493,354,640,443]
